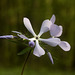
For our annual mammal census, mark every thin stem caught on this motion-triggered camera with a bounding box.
[21,50,31,75]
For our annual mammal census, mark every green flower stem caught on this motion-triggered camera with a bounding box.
[21,50,31,75]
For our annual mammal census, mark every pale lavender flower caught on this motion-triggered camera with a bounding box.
[50,16,71,51]
[12,16,60,57]
[44,15,71,51]
[12,15,71,58]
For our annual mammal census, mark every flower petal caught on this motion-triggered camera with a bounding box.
[56,26,63,37]
[50,14,56,23]
[17,34,28,40]
[23,18,36,36]
[38,20,52,37]
[39,38,60,47]
[50,24,63,37]
[33,40,45,57]
[12,31,21,34]
[59,41,71,51]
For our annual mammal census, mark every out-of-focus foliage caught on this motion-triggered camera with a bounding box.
[0,0,75,71]
[0,67,75,75]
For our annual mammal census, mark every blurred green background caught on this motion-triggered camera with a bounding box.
[0,0,75,75]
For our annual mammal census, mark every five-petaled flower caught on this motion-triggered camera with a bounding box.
[12,15,71,57]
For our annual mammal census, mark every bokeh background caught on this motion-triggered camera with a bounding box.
[0,0,75,75]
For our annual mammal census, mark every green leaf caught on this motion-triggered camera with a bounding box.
[8,39,28,46]
[17,47,32,55]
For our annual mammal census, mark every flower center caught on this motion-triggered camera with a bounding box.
[36,36,38,39]
[33,36,40,42]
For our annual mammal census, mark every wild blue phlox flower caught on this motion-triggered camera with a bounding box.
[12,15,71,58]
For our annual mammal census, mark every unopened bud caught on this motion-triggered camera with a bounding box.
[29,41,35,47]
[47,52,54,64]
[0,35,14,39]
[45,49,54,64]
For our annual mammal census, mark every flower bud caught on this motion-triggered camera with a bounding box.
[29,41,35,47]
[0,35,14,39]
